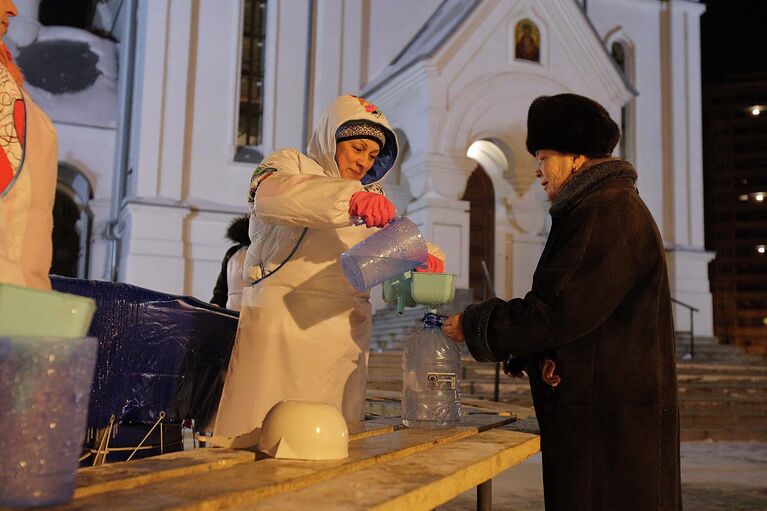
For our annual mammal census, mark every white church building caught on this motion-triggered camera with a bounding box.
[8,0,714,336]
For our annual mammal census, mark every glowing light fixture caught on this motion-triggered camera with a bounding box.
[756,193,765,202]
[757,245,767,255]
[752,107,761,116]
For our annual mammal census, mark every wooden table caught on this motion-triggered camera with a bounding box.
[46,398,540,510]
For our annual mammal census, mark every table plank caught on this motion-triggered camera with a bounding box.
[232,430,541,511]
[73,448,256,499]
[57,419,513,510]
[72,419,405,500]
[348,418,404,440]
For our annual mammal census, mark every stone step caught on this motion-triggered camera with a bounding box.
[679,394,767,408]
[680,418,765,431]
[677,353,766,364]
[677,362,767,375]
[370,352,767,369]
[678,388,767,402]
[369,368,767,388]
[681,426,767,442]
[368,351,767,442]
[370,375,767,403]
[679,379,767,390]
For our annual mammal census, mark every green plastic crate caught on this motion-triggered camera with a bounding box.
[0,283,96,338]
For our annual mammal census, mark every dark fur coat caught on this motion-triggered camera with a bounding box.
[463,159,681,510]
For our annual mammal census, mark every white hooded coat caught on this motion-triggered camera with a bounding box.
[212,96,398,441]
[0,65,58,291]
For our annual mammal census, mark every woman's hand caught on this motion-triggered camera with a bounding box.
[502,357,526,378]
[415,253,445,273]
[442,313,465,342]
[348,191,396,228]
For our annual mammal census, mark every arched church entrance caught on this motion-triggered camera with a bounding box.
[52,164,93,278]
[51,189,81,277]
[461,166,495,302]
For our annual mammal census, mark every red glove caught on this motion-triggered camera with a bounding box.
[349,191,396,228]
[415,253,445,273]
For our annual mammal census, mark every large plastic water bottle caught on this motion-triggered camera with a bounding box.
[401,313,461,428]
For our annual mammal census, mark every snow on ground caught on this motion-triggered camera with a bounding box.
[440,442,767,510]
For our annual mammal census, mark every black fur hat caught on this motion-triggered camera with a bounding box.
[526,93,620,158]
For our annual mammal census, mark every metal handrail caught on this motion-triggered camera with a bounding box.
[479,261,502,402]
[670,297,699,359]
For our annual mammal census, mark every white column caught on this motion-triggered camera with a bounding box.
[119,203,189,295]
[87,199,113,281]
[185,211,245,301]
[403,152,474,289]
[661,0,713,336]
[503,193,547,300]
[131,0,195,201]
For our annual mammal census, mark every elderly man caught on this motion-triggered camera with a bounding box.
[443,93,681,510]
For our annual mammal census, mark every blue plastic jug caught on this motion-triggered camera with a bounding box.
[340,217,428,291]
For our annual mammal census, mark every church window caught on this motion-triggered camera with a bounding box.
[238,0,268,153]
[611,40,634,160]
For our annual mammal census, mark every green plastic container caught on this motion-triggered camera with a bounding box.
[382,273,417,314]
[0,283,96,338]
[382,272,456,313]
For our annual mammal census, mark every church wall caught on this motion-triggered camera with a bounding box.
[105,0,714,336]
[587,0,666,237]
[57,125,116,281]
[366,0,442,84]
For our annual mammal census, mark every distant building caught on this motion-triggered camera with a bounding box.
[703,73,767,355]
[9,0,714,337]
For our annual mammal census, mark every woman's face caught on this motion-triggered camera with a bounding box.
[0,0,17,41]
[535,149,584,201]
[335,139,380,181]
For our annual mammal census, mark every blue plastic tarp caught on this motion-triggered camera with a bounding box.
[51,276,238,429]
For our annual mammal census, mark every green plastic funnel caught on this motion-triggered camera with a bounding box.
[382,272,456,314]
[409,272,456,311]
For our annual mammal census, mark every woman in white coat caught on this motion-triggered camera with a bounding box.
[0,0,58,291]
[213,95,441,445]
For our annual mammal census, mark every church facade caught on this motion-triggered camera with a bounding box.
[9,0,713,335]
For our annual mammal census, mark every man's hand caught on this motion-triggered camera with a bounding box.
[442,313,465,342]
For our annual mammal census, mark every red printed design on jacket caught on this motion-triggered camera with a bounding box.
[350,95,383,118]
[0,62,25,196]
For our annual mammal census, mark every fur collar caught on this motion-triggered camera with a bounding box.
[550,159,637,218]
[226,215,250,246]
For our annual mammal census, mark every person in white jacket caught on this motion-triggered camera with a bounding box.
[0,0,58,291]
[212,95,442,446]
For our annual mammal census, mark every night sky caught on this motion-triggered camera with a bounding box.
[701,0,767,85]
